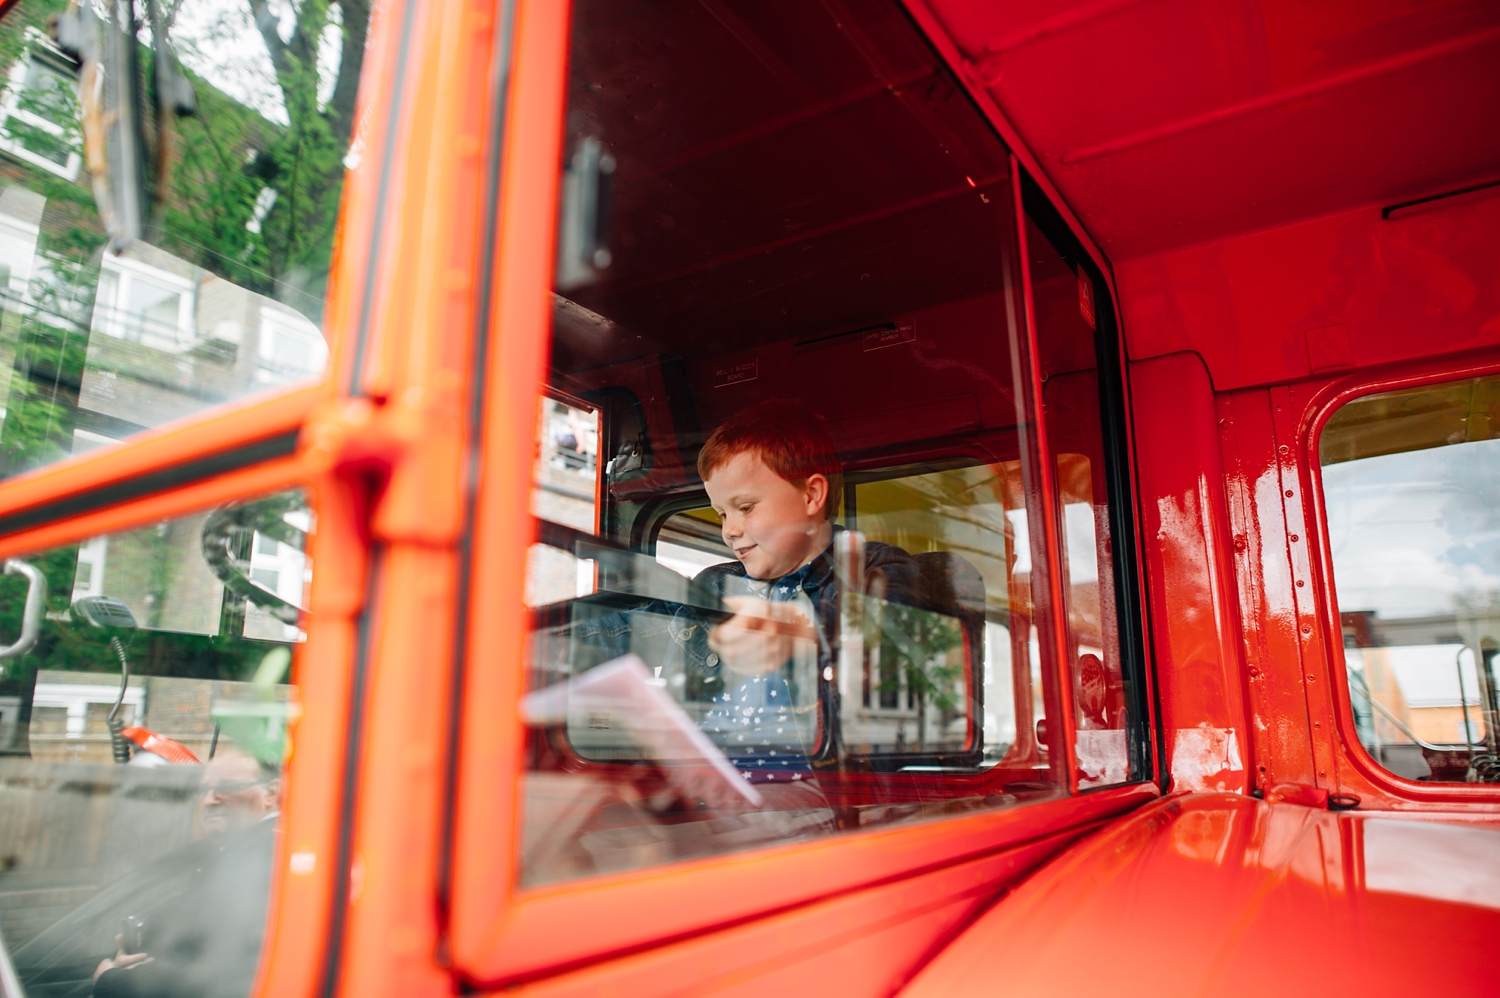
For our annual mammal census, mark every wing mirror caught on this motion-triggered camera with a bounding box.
[70,595,138,763]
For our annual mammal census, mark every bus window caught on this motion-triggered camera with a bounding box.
[1025,210,1135,788]
[510,0,1145,888]
[0,1,369,480]
[655,508,735,580]
[1321,375,1500,783]
[0,488,309,995]
[843,461,1049,774]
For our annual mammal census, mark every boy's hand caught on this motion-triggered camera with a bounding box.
[709,596,816,678]
[95,935,153,980]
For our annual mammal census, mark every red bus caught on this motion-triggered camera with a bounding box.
[0,0,1494,995]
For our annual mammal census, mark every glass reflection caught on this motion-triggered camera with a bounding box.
[0,0,369,481]
[0,488,309,996]
[1324,376,1500,782]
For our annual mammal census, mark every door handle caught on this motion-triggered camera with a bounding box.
[0,559,45,664]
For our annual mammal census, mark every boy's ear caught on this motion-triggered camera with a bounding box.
[803,473,829,517]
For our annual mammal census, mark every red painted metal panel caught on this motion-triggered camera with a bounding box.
[923,0,1500,259]
[496,827,1093,997]
[1130,353,1249,793]
[902,793,1500,998]
[1117,196,1500,390]
[1218,388,1320,791]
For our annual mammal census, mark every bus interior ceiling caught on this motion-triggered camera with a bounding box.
[921,0,1500,388]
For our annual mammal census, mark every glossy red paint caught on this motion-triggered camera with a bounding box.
[504,825,1097,998]
[1119,195,1500,388]
[902,793,1500,998]
[1130,353,1249,793]
[923,0,1500,259]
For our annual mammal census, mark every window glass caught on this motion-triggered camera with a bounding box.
[848,465,1044,771]
[1322,376,1500,783]
[513,0,1126,887]
[0,0,370,480]
[0,487,309,994]
[1025,214,1135,788]
[655,508,735,579]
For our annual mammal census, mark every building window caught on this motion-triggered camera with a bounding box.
[91,255,196,352]
[257,306,328,382]
[0,32,83,181]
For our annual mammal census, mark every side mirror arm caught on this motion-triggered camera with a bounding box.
[0,559,45,665]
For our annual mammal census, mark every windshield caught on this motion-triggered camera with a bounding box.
[0,0,367,481]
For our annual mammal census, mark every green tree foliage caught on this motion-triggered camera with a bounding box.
[161,0,369,322]
[871,600,964,750]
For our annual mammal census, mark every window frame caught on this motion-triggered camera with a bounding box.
[92,253,196,351]
[446,0,1159,985]
[1019,175,1155,791]
[0,0,439,988]
[1306,355,1500,807]
[0,387,357,998]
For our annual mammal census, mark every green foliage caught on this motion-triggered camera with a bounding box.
[869,599,965,749]
[165,0,371,321]
[0,0,369,477]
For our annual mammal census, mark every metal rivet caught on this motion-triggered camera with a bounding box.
[1285,490,1294,498]
[1289,534,1299,542]
[1296,580,1305,587]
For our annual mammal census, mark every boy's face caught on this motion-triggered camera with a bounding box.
[705,450,829,579]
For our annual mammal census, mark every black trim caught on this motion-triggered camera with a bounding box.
[436,0,520,960]
[346,0,423,395]
[318,543,386,998]
[1019,173,1156,787]
[0,430,299,537]
[1382,178,1500,220]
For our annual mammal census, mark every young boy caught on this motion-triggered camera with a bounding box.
[568,400,927,776]
[689,400,928,771]
[696,399,927,677]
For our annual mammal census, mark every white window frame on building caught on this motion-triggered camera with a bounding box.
[0,28,83,181]
[31,681,144,739]
[92,254,197,352]
[257,305,329,382]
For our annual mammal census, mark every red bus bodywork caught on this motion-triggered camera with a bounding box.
[0,1,1495,995]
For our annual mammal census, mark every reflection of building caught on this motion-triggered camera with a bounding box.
[27,670,294,764]
[0,29,83,181]
[0,17,329,476]
[68,508,309,643]
[1352,645,1485,745]
[78,239,327,432]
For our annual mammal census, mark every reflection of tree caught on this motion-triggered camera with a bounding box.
[0,0,366,475]
[166,0,369,320]
[244,0,368,316]
[872,603,963,750]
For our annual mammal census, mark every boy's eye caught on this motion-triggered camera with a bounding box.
[738,504,754,514]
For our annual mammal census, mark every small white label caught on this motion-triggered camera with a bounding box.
[289,850,317,875]
[713,359,758,387]
[862,321,915,351]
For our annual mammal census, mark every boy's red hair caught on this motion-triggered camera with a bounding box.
[697,399,843,520]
